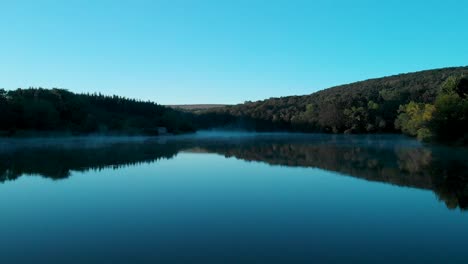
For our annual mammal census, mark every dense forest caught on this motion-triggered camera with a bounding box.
[198,66,468,144]
[0,88,195,136]
[1,67,467,143]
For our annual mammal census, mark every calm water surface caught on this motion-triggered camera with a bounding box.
[0,132,467,263]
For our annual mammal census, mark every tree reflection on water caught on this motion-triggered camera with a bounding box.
[1,134,467,210]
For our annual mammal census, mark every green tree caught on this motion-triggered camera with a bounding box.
[441,76,468,98]
[430,77,468,144]
[395,101,435,141]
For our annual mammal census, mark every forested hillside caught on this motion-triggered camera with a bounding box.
[0,88,195,136]
[1,67,467,143]
[200,66,468,143]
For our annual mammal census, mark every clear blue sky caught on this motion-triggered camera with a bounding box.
[1,0,467,104]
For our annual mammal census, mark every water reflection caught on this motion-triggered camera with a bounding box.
[1,134,467,210]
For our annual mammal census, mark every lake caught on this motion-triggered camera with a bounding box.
[0,132,467,263]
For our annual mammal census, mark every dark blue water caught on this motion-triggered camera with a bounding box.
[0,133,467,263]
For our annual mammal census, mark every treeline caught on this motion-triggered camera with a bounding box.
[2,67,467,141]
[0,88,195,136]
[199,66,468,143]
[396,76,468,144]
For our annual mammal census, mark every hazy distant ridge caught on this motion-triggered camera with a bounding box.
[168,104,229,110]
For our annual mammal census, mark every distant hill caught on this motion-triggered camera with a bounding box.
[203,66,468,134]
[168,104,228,111]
